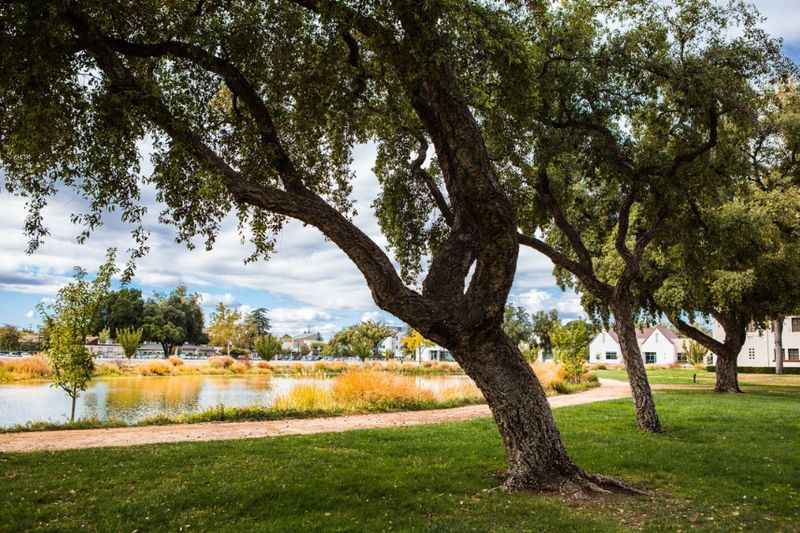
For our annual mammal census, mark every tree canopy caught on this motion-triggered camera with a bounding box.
[2,0,796,492]
[142,286,206,357]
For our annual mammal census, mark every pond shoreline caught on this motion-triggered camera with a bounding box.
[0,379,617,451]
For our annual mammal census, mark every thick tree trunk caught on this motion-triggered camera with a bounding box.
[714,352,741,393]
[451,329,641,494]
[455,332,577,490]
[774,317,784,375]
[610,302,662,433]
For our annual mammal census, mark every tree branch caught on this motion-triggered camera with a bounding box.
[62,4,435,323]
[517,233,612,298]
[411,136,454,225]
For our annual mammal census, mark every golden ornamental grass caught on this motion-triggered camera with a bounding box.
[0,356,52,380]
[531,361,567,391]
[273,384,335,411]
[332,369,435,407]
[137,360,174,376]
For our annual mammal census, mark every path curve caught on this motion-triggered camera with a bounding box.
[0,379,631,453]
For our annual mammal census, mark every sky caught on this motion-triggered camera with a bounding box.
[0,2,798,337]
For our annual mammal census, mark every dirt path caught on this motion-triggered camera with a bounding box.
[0,379,632,453]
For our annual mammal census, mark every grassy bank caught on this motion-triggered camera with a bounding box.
[2,366,598,433]
[594,366,800,388]
[2,389,798,531]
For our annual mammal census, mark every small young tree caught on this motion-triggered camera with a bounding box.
[551,321,593,384]
[116,327,143,360]
[682,340,709,367]
[401,330,434,360]
[97,327,111,344]
[254,334,282,361]
[41,253,116,422]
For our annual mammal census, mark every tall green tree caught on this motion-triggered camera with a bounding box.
[654,186,800,391]
[3,0,790,492]
[0,325,21,351]
[501,1,790,431]
[502,305,534,348]
[91,288,145,338]
[40,252,116,421]
[142,287,206,357]
[531,310,561,359]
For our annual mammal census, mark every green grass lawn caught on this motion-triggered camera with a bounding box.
[2,390,799,532]
[595,366,800,388]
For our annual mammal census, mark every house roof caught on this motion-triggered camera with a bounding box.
[637,325,684,347]
[601,325,684,347]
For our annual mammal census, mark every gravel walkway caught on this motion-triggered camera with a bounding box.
[0,379,632,453]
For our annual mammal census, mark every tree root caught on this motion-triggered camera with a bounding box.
[500,470,651,498]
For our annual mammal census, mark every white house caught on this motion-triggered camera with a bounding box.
[378,327,454,362]
[589,325,688,365]
[416,344,454,362]
[378,326,407,358]
[711,316,800,369]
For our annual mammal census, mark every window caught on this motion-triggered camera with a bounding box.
[605,352,617,360]
[677,353,687,363]
[645,352,656,364]
[748,347,756,360]
[792,318,800,332]
[788,349,800,362]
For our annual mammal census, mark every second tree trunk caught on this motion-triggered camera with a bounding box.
[611,302,662,433]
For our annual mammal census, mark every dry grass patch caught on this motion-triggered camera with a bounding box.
[136,360,174,376]
[0,356,52,381]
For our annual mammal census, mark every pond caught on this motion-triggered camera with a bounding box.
[0,375,472,428]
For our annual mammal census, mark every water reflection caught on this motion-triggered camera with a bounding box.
[0,375,469,427]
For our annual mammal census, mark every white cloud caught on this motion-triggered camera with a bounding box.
[198,292,236,307]
[517,289,554,313]
[555,293,586,318]
[360,311,382,323]
[25,310,34,319]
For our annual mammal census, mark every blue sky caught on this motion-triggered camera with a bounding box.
[1,2,798,337]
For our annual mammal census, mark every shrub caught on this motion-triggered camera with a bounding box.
[168,355,184,367]
[209,356,235,369]
[137,360,173,376]
[94,361,124,376]
[257,361,271,369]
[594,364,607,370]
[230,361,249,374]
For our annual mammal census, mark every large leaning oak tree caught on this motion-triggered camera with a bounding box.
[0,0,610,493]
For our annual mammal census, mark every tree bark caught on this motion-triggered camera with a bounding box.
[610,302,662,433]
[451,329,641,494]
[669,312,746,394]
[70,394,77,422]
[773,317,784,375]
[714,352,741,393]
